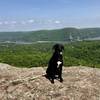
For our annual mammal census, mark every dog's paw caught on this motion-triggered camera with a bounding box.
[50,79,54,84]
[60,78,63,83]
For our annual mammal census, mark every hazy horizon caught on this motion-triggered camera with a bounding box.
[0,27,100,32]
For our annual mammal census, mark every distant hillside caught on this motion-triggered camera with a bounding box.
[0,32,28,42]
[0,28,100,42]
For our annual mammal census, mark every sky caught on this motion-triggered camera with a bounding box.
[0,0,100,31]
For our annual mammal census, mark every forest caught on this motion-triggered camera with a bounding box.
[0,40,100,68]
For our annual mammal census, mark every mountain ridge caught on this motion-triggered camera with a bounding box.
[0,27,100,42]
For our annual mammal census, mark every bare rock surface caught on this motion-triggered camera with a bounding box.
[0,63,100,100]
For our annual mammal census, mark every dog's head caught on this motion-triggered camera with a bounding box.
[53,44,64,55]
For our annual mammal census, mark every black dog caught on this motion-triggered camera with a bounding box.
[46,44,64,83]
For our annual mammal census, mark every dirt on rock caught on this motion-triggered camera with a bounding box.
[0,63,100,100]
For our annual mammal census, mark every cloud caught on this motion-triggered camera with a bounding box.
[0,21,17,25]
[21,21,26,25]
[0,19,63,31]
[54,20,61,24]
[28,19,35,23]
[11,21,17,24]
[0,19,62,26]
[4,21,9,25]
[21,19,35,25]
[0,22,2,25]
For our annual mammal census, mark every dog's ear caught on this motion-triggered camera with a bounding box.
[52,44,58,50]
[61,45,64,50]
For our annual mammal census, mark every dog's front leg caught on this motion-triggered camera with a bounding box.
[59,66,63,82]
[57,61,63,82]
[50,74,55,84]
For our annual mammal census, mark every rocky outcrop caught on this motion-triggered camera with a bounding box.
[0,63,100,100]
